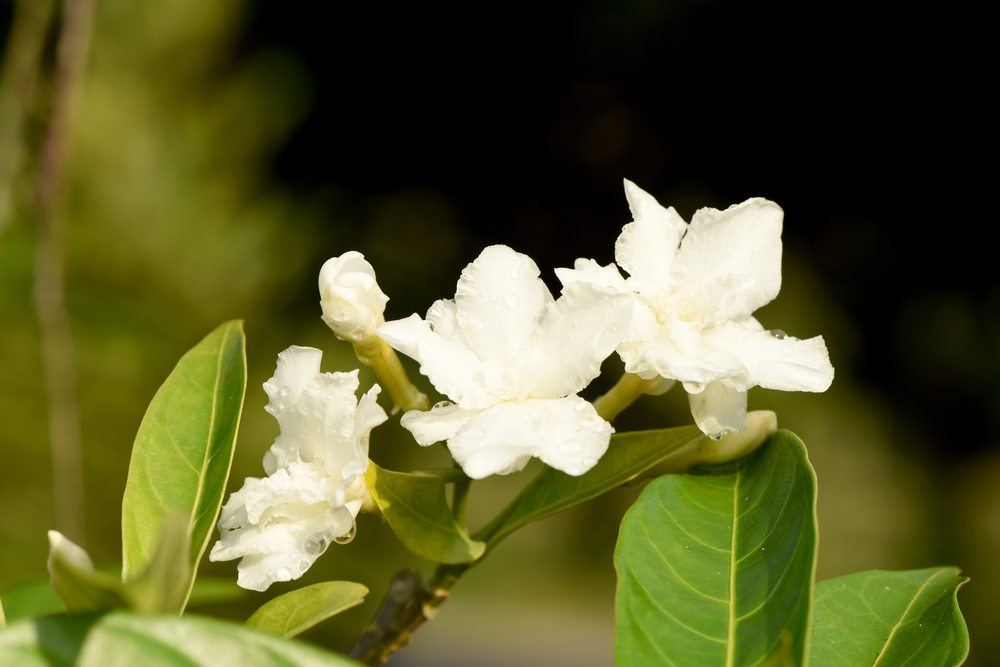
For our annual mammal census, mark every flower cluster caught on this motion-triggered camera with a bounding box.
[212,179,833,589]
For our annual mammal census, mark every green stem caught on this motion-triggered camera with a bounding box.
[593,372,657,421]
[352,335,429,412]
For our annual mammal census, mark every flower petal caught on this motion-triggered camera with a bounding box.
[688,381,747,437]
[516,282,633,397]
[319,251,388,342]
[446,397,612,478]
[378,314,496,408]
[554,258,629,293]
[399,402,476,446]
[614,180,687,293]
[671,198,783,321]
[703,321,834,392]
[454,245,552,361]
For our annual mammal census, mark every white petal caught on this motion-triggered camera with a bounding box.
[703,322,834,392]
[671,198,783,321]
[447,397,612,478]
[263,364,360,472]
[688,381,748,437]
[618,324,738,388]
[554,258,629,293]
[454,245,552,361]
[319,251,388,342]
[400,402,477,446]
[378,315,496,408]
[516,282,632,397]
[615,180,687,292]
[351,384,388,460]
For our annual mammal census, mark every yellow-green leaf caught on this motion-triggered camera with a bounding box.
[246,581,368,638]
[121,321,247,610]
[365,463,484,564]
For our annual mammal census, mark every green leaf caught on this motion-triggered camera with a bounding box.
[365,463,485,564]
[120,515,192,613]
[0,611,361,666]
[477,425,705,547]
[246,581,369,638]
[186,576,247,607]
[0,594,5,629]
[47,532,130,613]
[810,568,969,666]
[614,430,818,666]
[121,320,247,609]
[0,580,66,623]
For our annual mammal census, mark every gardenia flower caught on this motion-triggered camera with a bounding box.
[377,245,631,479]
[210,346,387,591]
[556,180,834,437]
[319,251,389,342]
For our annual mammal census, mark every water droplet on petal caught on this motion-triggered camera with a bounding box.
[769,329,787,339]
[510,270,520,280]
[574,402,587,412]
[304,534,328,556]
[582,457,598,468]
[709,432,725,441]
[334,520,357,545]
[503,293,519,309]
[433,400,454,410]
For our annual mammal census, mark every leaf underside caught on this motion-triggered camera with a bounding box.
[479,425,705,546]
[246,581,369,638]
[120,321,247,608]
[810,568,969,666]
[365,464,484,564]
[615,430,818,667]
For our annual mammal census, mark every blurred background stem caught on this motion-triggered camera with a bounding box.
[30,0,97,545]
[0,0,53,232]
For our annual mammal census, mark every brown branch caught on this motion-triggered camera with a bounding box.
[33,0,98,545]
[351,565,466,666]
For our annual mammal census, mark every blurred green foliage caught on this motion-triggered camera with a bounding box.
[0,0,994,665]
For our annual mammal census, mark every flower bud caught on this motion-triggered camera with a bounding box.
[319,251,389,342]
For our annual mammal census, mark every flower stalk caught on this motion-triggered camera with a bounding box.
[352,335,428,413]
[593,372,660,421]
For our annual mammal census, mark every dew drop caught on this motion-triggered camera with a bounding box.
[433,400,454,410]
[510,270,520,280]
[582,457,598,468]
[574,402,587,412]
[769,329,787,339]
[709,432,725,441]
[334,521,357,545]
[503,293,519,309]
[304,535,328,556]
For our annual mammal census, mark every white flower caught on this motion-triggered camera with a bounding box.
[556,180,834,438]
[319,251,389,342]
[377,245,631,479]
[210,346,387,591]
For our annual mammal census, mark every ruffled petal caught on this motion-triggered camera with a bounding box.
[447,397,612,478]
[517,282,632,397]
[703,321,834,392]
[688,381,748,437]
[210,464,357,592]
[618,323,739,389]
[399,402,477,446]
[554,258,629,293]
[453,245,552,362]
[671,198,783,321]
[377,315,496,408]
[614,180,688,293]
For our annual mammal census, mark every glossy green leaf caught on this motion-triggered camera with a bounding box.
[246,581,368,638]
[121,320,247,609]
[0,611,361,666]
[478,425,705,546]
[810,568,969,666]
[615,430,818,666]
[365,463,484,564]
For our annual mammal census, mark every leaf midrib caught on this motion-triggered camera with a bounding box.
[725,467,741,667]
[871,570,946,666]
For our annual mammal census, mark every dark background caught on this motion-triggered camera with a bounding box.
[1,0,996,664]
